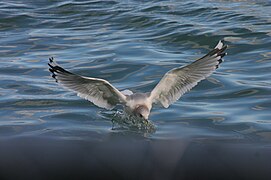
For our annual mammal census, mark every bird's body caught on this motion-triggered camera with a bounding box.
[124,92,152,120]
[48,40,227,121]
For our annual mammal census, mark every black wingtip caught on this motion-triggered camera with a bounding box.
[220,45,228,53]
[218,59,223,64]
[48,57,73,81]
[215,41,227,69]
[49,57,54,63]
[51,74,58,82]
[48,57,58,82]
[219,52,227,58]
[48,63,53,69]
[49,68,55,74]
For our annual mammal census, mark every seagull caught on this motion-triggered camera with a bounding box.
[48,40,227,121]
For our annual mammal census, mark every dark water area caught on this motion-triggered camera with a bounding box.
[1,137,271,180]
[0,0,271,179]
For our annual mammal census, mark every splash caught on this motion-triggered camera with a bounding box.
[111,110,156,133]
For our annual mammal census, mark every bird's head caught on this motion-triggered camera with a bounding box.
[134,105,150,120]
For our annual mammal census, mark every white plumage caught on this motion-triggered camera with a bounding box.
[48,40,227,120]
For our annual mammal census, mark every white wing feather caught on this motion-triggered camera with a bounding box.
[150,40,227,108]
[48,58,127,110]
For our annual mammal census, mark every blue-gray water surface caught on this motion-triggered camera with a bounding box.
[0,0,271,179]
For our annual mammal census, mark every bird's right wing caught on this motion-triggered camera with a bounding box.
[149,40,227,108]
[48,58,127,110]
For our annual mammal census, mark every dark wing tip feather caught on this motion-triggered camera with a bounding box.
[48,57,73,73]
[215,43,228,69]
[218,44,228,53]
[48,57,73,83]
[49,67,54,74]
[219,52,227,58]
[49,57,54,63]
[52,74,58,82]
[198,41,227,62]
[48,63,54,69]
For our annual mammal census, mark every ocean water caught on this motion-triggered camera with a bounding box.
[0,0,271,179]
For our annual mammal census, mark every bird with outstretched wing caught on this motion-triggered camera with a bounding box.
[48,40,227,120]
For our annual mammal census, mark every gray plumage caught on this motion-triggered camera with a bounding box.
[48,40,227,120]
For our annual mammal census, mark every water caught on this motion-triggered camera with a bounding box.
[0,0,271,179]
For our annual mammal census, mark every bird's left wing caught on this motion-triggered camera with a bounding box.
[149,40,227,108]
[48,58,127,110]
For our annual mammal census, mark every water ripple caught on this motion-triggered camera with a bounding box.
[0,0,270,141]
